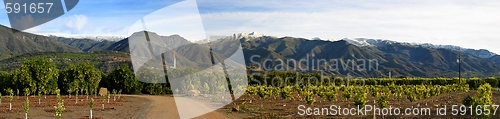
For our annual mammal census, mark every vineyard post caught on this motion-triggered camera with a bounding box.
[101,94,105,109]
[38,91,42,104]
[23,99,29,119]
[107,91,110,103]
[90,98,94,119]
[76,89,79,104]
[9,93,13,110]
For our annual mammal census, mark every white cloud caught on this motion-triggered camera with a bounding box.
[64,14,88,33]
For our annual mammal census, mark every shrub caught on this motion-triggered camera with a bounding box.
[485,77,498,88]
[467,78,484,90]
[474,84,493,119]
[462,95,475,106]
[353,88,367,107]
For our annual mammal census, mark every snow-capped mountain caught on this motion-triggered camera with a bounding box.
[46,33,126,41]
[419,43,497,58]
[201,33,498,59]
[195,32,271,44]
[341,38,497,58]
[226,31,268,41]
[47,31,498,59]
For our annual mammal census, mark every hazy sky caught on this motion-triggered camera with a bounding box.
[1,0,500,53]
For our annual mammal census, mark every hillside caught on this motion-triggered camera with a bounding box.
[0,25,81,59]
[0,51,131,73]
[49,35,117,52]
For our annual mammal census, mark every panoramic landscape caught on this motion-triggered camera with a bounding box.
[1,0,500,119]
[1,24,500,118]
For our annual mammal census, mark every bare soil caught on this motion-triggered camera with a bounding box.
[0,94,228,119]
[0,95,146,119]
[216,90,500,119]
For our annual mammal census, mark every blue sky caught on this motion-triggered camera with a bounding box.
[1,0,500,54]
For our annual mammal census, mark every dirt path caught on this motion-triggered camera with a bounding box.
[129,95,228,119]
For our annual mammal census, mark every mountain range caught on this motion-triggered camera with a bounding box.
[121,31,500,77]
[341,38,497,59]
[237,35,500,77]
[0,24,499,77]
[0,25,81,59]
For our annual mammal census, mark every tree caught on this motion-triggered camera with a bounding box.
[59,63,102,96]
[485,77,498,88]
[16,58,59,96]
[0,71,11,92]
[107,65,141,94]
[137,67,165,95]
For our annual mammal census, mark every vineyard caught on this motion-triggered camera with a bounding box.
[221,77,498,119]
[245,83,470,106]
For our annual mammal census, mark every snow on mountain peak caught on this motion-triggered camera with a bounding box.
[46,33,126,41]
[234,32,265,38]
[340,38,399,47]
[339,38,497,58]
[224,32,270,41]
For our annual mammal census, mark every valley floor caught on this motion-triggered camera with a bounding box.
[2,91,500,119]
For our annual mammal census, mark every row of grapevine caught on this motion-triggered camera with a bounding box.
[245,83,470,107]
[248,72,500,89]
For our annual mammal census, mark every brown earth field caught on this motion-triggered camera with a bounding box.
[218,90,500,119]
[1,91,500,119]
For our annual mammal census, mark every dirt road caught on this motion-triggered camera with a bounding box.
[130,95,228,119]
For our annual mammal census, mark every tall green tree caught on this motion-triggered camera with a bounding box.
[0,71,10,93]
[14,58,58,95]
[137,68,164,95]
[107,65,141,94]
[59,63,102,95]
